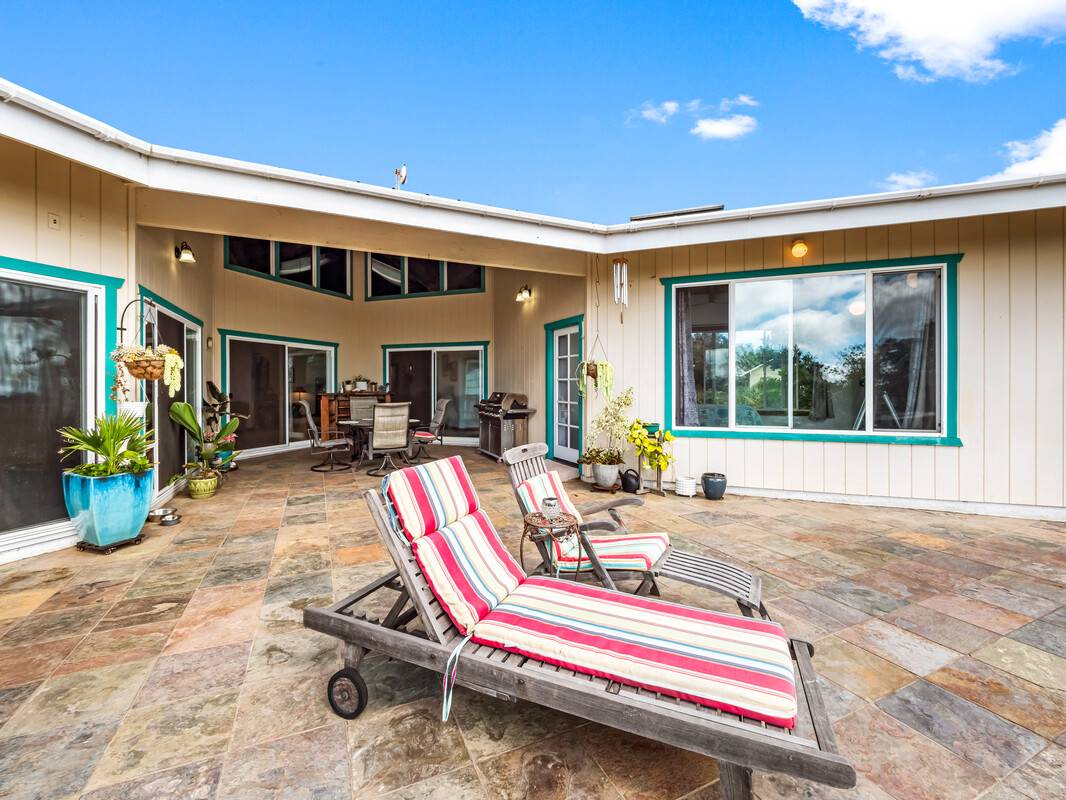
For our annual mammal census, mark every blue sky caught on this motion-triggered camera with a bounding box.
[1,1,1064,222]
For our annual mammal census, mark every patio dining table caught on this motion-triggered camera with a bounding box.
[338,417,422,465]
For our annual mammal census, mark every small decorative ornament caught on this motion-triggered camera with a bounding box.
[541,497,561,520]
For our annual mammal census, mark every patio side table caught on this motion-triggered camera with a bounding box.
[521,510,582,580]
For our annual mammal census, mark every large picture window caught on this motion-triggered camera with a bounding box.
[669,258,956,443]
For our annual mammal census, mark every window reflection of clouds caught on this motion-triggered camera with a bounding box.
[793,274,865,366]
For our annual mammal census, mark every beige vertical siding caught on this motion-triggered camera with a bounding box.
[589,212,1066,511]
[0,139,131,292]
[135,233,496,391]
[491,266,585,442]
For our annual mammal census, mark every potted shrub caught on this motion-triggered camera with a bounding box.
[627,419,675,490]
[168,401,240,499]
[582,386,634,488]
[202,382,248,472]
[58,413,155,551]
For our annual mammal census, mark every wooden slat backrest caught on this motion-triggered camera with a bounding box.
[501,442,549,491]
[365,489,452,644]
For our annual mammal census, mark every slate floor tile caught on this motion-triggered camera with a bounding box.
[376,766,488,800]
[79,757,222,800]
[1004,743,1065,800]
[972,638,1066,692]
[883,603,999,654]
[218,723,350,800]
[1009,619,1066,659]
[877,680,1047,777]
[918,594,1031,635]
[449,687,582,762]
[811,637,913,700]
[54,620,173,676]
[0,718,119,800]
[135,640,250,708]
[838,619,958,675]
[476,729,622,800]
[815,579,907,616]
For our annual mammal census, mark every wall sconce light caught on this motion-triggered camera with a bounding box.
[790,239,809,259]
[174,242,196,264]
[612,258,629,307]
[515,285,532,303]
[206,336,213,350]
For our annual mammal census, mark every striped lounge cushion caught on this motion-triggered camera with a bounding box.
[514,471,583,523]
[411,508,525,635]
[471,576,798,727]
[552,532,669,573]
[385,455,480,540]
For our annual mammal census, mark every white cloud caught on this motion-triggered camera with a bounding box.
[690,114,758,140]
[793,0,1066,82]
[983,118,1066,180]
[720,93,759,111]
[639,100,680,123]
[880,169,937,191]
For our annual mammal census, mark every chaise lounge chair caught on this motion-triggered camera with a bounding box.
[502,443,764,615]
[304,456,854,800]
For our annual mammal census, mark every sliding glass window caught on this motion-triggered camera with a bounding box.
[673,261,948,439]
[366,254,485,299]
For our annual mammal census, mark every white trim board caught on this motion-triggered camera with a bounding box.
[669,483,1066,522]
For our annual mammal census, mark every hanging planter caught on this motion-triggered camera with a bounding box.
[577,360,614,398]
[111,345,184,397]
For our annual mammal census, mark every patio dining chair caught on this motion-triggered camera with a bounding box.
[411,398,450,461]
[502,443,764,615]
[297,400,352,472]
[366,401,412,477]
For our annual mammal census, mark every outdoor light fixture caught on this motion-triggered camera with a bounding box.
[790,239,809,259]
[515,285,532,303]
[612,257,629,307]
[174,242,196,264]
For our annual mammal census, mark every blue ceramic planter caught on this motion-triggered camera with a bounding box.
[62,470,154,549]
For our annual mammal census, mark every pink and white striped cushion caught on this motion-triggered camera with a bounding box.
[552,532,669,573]
[472,576,797,727]
[411,508,525,635]
[514,471,583,523]
[386,456,480,541]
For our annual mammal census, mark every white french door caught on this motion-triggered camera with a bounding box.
[553,324,580,463]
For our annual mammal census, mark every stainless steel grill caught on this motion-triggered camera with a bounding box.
[477,392,534,459]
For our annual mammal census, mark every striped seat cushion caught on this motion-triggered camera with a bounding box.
[514,471,583,523]
[413,431,437,440]
[471,576,797,727]
[552,532,669,573]
[385,455,480,540]
[412,508,525,635]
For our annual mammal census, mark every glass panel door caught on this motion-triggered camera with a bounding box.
[228,339,287,450]
[289,347,328,441]
[0,276,88,533]
[435,349,480,437]
[145,310,189,487]
[553,325,580,463]
[388,350,433,424]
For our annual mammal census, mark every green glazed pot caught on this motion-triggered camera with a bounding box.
[188,474,220,499]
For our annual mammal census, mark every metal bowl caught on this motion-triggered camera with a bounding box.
[159,514,182,527]
[148,507,177,523]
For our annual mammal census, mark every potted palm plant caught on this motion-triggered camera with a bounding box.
[58,413,155,552]
[168,401,240,499]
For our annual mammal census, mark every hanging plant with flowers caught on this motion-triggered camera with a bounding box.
[110,344,184,398]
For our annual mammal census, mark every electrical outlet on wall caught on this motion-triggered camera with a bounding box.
[47,212,60,230]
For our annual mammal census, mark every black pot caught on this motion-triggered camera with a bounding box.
[620,469,641,493]
[701,472,727,500]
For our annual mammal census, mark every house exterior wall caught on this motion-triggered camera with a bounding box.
[588,213,1066,516]
[491,266,586,444]
[0,138,131,296]
[136,231,496,391]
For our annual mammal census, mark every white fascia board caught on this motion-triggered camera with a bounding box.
[603,176,1066,253]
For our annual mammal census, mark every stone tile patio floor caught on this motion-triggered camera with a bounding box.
[0,448,1064,800]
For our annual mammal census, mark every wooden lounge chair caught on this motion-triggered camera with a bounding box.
[304,457,855,800]
[502,443,764,615]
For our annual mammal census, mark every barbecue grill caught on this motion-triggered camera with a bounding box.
[477,392,534,459]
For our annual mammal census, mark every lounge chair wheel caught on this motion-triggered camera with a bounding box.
[327,668,368,719]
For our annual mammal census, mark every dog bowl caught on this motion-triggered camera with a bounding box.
[159,514,182,527]
[147,507,177,523]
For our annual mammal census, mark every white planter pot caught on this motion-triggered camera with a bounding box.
[355,381,369,391]
[592,463,619,488]
[117,401,149,420]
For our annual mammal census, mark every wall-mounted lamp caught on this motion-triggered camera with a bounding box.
[790,239,809,259]
[515,284,532,303]
[206,336,214,350]
[174,242,196,264]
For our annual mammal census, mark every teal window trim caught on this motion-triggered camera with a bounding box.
[544,314,584,465]
[137,285,204,328]
[662,253,963,447]
[0,254,123,416]
[365,252,486,301]
[218,328,339,399]
[223,236,352,300]
[380,340,490,400]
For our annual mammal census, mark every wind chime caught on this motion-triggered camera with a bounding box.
[612,257,628,323]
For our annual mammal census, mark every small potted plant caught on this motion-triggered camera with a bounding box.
[58,413,155,551]
[627,419,675,490]
[582,386,634,488]
[354,374,371,391]
[168,401,240,499]
[202,382,248,472]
